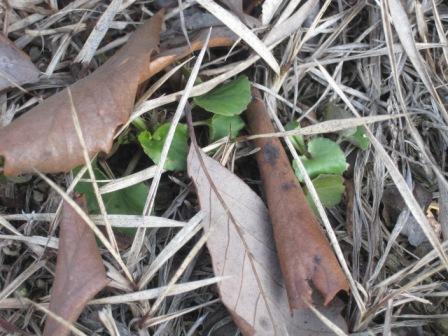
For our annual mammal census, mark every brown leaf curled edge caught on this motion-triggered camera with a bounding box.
[0,33,40,91]
[43,195,108,336]
[0,11,164,175]
[246,89,349,309]
[188,147,347,335]
[0,10,238,176]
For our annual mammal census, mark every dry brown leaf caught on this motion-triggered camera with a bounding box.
[187,147,347,335]
[43,195,108,336]
[0,33,40,91]
[246,89,349,309]
[0,11,164,175]
[0,12,240,176]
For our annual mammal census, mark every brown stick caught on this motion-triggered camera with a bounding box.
[245,88,349,309]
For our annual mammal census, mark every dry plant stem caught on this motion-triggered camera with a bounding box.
[246,89,349,309]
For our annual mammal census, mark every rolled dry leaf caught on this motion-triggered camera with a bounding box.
[245,88,349,309]
[149,27,238,78]
[43,195,108,336]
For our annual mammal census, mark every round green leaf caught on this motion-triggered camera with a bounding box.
[138,123,188,171]
[294,137,348,181]
[305,174,345,209]
[209,115,245,142]
[193,76,251,116]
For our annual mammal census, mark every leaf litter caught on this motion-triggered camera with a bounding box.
[187,146,347,334]
[1,1,448,335]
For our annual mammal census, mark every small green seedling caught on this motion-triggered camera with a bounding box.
[137,77,251,171]
[292,134,348,208]
[138,123,188,171]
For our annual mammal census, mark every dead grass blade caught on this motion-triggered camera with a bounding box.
[196,0,280,74]
[68,87,120,254]
[35,171,133,282]
[74,0,121,64]
[315,62,448,271]
[90,277,225,305]
[0,260,46,300]
[387,0,448,124]
[137,212,204,289]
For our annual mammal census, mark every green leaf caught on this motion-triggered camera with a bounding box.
[209,115,245,142]
[294,137,348,181]
[305,174,345,209]
[74,167,148,235]
[285,120,306,154]
[193,76,251,116]
[138,123,188,171]
[342,126,370,150]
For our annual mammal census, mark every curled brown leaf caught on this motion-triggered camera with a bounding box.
[245,89,349,309]
[43,195,108,336]
[149,27,238,78]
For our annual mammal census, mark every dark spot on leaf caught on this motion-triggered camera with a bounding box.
[281,182,296,191]
[262,142,279,166]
